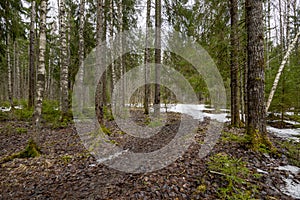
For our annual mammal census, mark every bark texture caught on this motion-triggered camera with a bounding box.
[230,0,240,127]
[154,0,161,116]
[95,0,105,124]
[78,0,85,112]
[245,0,267,138]
[59,0,69,120]
[34,0,47,127]
[144,0,151,115]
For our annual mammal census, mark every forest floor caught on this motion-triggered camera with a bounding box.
[0,110,299,199]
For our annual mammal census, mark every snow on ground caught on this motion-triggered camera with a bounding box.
[0,107,11,112]
[165,104,229,123]
[281,178,300,199]
[267,126,300,142]
[0,105,23,112]
[277,165,300,199]
[277,165,300,175]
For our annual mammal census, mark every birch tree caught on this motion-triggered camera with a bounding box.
[110,0,116,108]
[78,0,85,112]
[34,0,47,127]
[7,34,13,107]
[59,0,69,120]
[266,30,300,112]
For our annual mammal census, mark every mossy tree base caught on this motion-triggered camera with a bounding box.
[247,129,277,154]
[0,139,41,164]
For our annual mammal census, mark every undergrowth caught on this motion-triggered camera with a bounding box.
[280,140,300,167]
[207,153,260,200]
[0,99,71,128]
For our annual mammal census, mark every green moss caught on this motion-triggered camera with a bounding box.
[101,125,111,136]
[221,131,248,144]
[0,139,41,164]
[281,141,300,167]
[195,184,206,194]
[208,153,259,199]
[104,106,114,121]
[19,139,41,158]
[16,127,27,134]
[13,108,33,121]
[147,119,163,128]
[0,101,10,108]
[60,155,73,164]
[246,128,277,154]
[0,111,9,121]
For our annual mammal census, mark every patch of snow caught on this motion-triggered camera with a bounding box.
[256,168,268,174]
[278,165,300,198]
[14,105,23,110]
[166,104,229,123]
[286,112,295,116]
[277,165,300,175]
[284,120,300,125]
[267,126,300,142]
[281,178,300,199]
[0,107,11,112]
[96,149,129,163]
[269,119,300,125]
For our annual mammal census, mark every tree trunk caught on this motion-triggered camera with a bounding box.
[245,0,268,146]
[154,0,161,116]
[78,0,85,112]
[7,34,13,107]
[144,0,151,115]
[230,0,240,127]
[59,0,69,120]
[266,30,300,112]
[13,41,20,100]
[95,0,105,124]
[34,0,47,127]
[110,0,116,108]
[117,0,124,107]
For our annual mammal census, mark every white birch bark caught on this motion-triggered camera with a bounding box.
[7,34,13,107]
[110,0,116,107]
[266,30,300,112]
[34,0,47,127]
[59,0,69,119]
[78,0,85,112]
[16,41,20,99]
